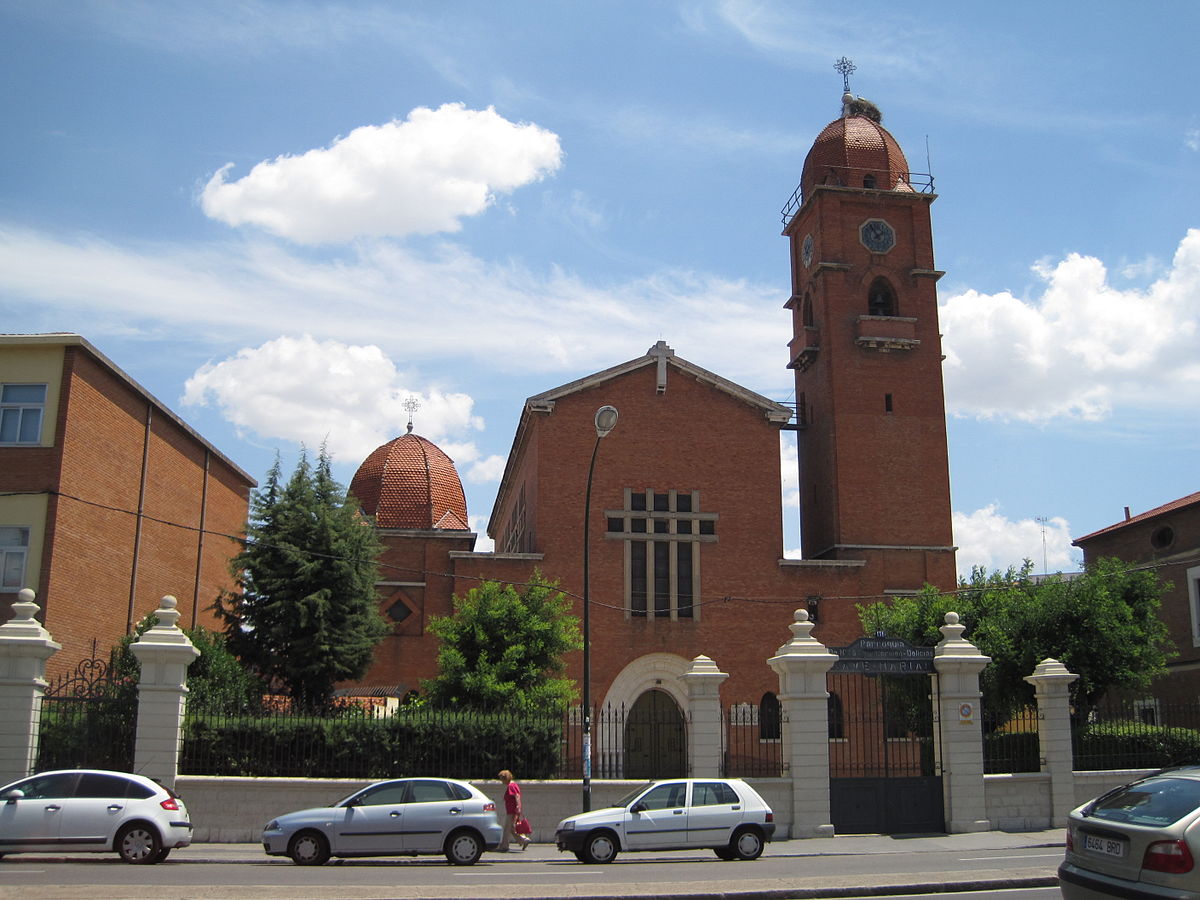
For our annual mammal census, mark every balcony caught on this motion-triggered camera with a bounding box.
[854,316,919,352]
[787,327,820,371]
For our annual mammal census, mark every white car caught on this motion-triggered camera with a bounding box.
[555,778,776,863]
[262,777,503,866]
[0,769,192,864]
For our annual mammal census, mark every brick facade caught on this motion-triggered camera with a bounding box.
[354,100,959,715]
[1074,492,1200,703]
[0,335,254,677]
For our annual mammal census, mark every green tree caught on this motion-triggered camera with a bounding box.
[858,558,1174,719]
[422,571,583,713]
[112,615,264,713]
[215,446,389,709]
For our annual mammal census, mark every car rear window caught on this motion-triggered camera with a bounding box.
[1087,776,1200,827]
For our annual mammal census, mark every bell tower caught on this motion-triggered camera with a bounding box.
[783,61,955,585]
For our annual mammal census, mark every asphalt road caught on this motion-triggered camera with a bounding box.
[0,831,1064,900]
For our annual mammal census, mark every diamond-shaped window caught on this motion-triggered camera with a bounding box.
[387,599,412,623]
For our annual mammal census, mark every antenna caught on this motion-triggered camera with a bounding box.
[1035,516,1049,574]
[403,396,421,434]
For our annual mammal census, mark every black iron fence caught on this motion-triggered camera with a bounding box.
[36,650,136,772]
[724,703,785,777]
[981,705,1041,774]
[1073,697,1200,771]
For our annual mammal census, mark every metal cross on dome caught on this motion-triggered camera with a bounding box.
[834,56,856,92]
[403,396,420,434]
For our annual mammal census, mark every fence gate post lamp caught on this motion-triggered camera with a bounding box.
[582,404,618,812]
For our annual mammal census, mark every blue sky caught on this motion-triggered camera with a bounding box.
[2,0,1197,578]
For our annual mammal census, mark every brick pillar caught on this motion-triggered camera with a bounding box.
[768,609,836,838]
[130,596,199,789]
[681,654,728,778]
[0,590,61,786]
[933,611,992,833]
[1025,657,1079,826]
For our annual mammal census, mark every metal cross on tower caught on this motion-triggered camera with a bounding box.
[834,56,856,93]
[403,396,420,433]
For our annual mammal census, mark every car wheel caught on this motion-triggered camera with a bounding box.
[731,827,764,861]
[573,850,587,863]
[445,829,483,865]
[714,846,736,860]
[116,823,162,864]
[287,830,331,866]
[153,848,171,863]
[581,830,619,864]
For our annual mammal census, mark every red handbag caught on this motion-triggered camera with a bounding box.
[515,817,532,836]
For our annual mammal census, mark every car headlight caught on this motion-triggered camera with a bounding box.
[558,820,575,832]
[265,820,280,832]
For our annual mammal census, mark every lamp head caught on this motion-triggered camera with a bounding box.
[594,405,618,438]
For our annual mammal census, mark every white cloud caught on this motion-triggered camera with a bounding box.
[1186,127,1200,152]
[0,224,787,393]
[941,228,1200,421]
[200,104,563,243]
[953,505,1077,577]
[467,455,508,484]
[181,335,483,468]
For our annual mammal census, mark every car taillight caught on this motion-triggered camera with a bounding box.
[765,812,774,822]
[1065,828,1073,851]
[160,798,180,811]
[1144,839,1194,874]
[483,802,495,812]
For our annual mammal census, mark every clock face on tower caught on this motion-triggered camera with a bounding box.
[802,233,814,268]
[860,219,896,254]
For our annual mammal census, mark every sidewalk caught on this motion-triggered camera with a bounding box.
[169,828,1065,898]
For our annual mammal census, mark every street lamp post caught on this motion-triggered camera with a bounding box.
[582,404,618,813]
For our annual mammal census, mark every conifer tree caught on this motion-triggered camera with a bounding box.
[216,446,388,709]
[422,571,582,713]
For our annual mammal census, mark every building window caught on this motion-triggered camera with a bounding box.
[866,278,897,317]
[1189,566,1200,648]
[759,692,781,741]
[606,488,717,620]
[1151,525,1175,551]
[0,526,30,592]
[0,384,47,445]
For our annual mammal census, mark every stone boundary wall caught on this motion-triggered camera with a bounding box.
[178,771,1140,844]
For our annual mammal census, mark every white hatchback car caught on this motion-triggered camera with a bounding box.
[0,769,192,864]
[555,778,776,863]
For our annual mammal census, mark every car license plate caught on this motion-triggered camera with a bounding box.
[1083,833,1125,858]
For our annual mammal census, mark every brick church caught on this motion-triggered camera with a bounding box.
[346,83,957,745]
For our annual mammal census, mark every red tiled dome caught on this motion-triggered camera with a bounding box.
[800,113,912,199]
[349,433,469,530]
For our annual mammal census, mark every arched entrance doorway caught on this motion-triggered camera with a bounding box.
[624,689,686,779]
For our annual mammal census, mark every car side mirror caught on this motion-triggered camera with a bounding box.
[4,789,23,803]
[630,801,647,814]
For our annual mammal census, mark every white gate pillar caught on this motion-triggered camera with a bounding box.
[933,611,992,833]
[768,609,836,838]
[681,654,728,778]
[130,596,198,789]
[1025,657,1079,826]
[0,589,61,786]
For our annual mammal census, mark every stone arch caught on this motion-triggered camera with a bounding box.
[597,653,691,778]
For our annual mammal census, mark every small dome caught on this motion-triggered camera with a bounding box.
[800,113,912,199]
[350,434,469,530]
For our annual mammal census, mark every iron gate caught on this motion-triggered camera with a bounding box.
[623,689,687,779]
[828,637,943,834]
[36,647,137,773]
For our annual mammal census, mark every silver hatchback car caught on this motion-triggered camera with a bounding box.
[262,777,503,865]
[1060,767,1200,899]
[555,777,776,863]
[0,769,192,864]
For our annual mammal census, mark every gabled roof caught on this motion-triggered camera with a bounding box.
[487,341,793,534]
[1073,490,1200,545]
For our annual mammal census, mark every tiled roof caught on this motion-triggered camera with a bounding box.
[349,433,469,530]
[801,114,912,198]
[1074,490,1200,544]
